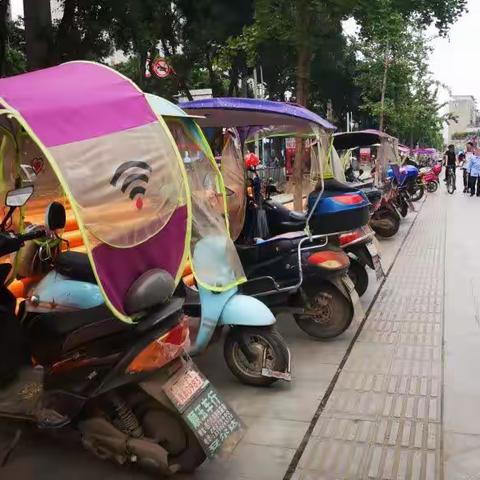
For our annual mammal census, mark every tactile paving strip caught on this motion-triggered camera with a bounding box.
[296,196,446,480]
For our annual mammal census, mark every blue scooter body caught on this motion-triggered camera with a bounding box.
[189,285,275,355]
[306,188,371,234]
[387,165,419,187]
[27,270,103,312]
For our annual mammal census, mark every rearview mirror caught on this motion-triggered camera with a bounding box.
[45,201,66,231]
[5,186,34,207]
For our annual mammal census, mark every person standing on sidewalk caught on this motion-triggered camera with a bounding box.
[468,151,480,197]
[463,141,475,193]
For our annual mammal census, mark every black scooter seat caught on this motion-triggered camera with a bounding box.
[237,236,299,266]
[322,178,360,193]
[55,251,96,284]
[288,210,306,222]
[363,187,382,205]
[27,298,184,364]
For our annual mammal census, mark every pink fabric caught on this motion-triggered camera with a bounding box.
[92,207,188,315]
[0,62,156,147]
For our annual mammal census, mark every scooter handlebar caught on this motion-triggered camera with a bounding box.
[18,229,47,242]
[0,228,46,256]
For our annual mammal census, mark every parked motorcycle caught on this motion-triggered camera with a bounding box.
[388,164,424,202]
[181,97,360,339]
[260,192,383,296]
[1,193,212,473]
[0,63,243,474]
[419,164,442,193]
[146,95,291,386]
[333,130,406,239]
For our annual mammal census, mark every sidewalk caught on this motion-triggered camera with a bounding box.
[291,192,444,479]
[443,187,480,480]
[7,188,480,480]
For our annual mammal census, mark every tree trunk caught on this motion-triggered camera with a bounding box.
[227,68,236,96]
[379,47,389,132]
[293,0,312,211]
[55,0,79,63]
[205,49,221,96]
[0,0,9,77]
[23,0,53,70]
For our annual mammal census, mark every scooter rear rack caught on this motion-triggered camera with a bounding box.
[243,234,329,297]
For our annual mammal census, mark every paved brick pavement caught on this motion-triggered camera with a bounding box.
[292,193,445,479]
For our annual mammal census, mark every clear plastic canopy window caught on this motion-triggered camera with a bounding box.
[164,117,246,291]
[0,62,190,322]
[223,123,335,234]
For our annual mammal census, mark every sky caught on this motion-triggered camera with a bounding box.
[429,0,480,103]
[9,0,479,103]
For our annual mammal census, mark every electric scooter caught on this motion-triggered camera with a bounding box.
[237,231,357,339]
[419,164,441,193]
[388,164,424,202]
[333,130,406,239]
[144,101,292,387]
[0,192,243,474]
[179,235,292,386]
[262,182,384,296]
[180,97,360,340]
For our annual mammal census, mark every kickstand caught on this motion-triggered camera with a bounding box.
[0,429,22,467]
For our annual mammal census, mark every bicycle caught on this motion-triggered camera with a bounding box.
[446,165,456,194]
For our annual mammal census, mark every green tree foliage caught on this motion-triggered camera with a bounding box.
[5,19,27,75]
[15,0,467,151]
[53,0,114,63]
[353,0,465,147]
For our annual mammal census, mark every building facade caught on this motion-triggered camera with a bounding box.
[448,95,478,143]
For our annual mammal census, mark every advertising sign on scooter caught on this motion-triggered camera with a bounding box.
[365,241,385,280]
[342,274,360,306]
[163,361,244,458]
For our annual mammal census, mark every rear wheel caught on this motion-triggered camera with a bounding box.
[81,392,206,474]
[408,182,425,202]
[294,283,353,339]
[370,209,400,238]
[426,181,438,193]
[224,326,289,386]
[138,406,205,473]
[347,258,369,297]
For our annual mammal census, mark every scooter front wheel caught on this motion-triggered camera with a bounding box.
[370,209,400,238]
[224,326,289,386]
[409,183,425,202]
[294,283,353,339]
[426,181,438,193]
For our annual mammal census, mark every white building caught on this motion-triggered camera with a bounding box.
[448,95,478,143]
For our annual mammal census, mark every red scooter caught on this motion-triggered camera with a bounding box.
[419,164,442,193]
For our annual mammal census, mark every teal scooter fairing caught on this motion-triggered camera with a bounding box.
[185,235,292,385]
[28,270,104,312]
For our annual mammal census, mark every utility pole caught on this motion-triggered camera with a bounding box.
[253,66,261,159]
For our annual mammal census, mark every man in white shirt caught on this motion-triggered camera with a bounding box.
[463,141,475,193]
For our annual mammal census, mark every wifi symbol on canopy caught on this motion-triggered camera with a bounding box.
[110,161,153,210]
